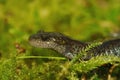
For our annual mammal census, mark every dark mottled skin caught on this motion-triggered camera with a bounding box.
[29,31,120,60]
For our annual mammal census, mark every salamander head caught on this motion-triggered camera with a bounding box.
[29,30,69,48]
[29,30,88,59]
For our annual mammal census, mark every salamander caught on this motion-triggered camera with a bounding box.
[29,30,120,60]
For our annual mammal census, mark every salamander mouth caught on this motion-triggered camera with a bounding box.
[29,34,42,47]
[29,35,55,48]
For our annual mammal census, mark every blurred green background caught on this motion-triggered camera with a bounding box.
[0,0,120,56]
[0,0,120,79]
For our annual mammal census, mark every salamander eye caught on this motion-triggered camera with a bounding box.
[41,35,49,41]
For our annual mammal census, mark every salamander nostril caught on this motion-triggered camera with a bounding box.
[40,35,48,41]
[29,34,38,41]
[28,35,33,41]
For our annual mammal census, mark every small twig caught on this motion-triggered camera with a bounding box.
[81,73,87,80]
[107,64,119,80]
